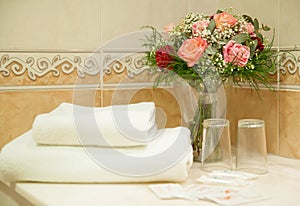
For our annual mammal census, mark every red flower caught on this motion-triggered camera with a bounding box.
[251,36,265,51]
[155,45,175,70]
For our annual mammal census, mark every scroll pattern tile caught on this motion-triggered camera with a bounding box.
[279,51,300,85]
[0,52,101,86]
[102,52,154,85]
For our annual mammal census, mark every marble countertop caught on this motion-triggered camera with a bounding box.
[9,155,300,206]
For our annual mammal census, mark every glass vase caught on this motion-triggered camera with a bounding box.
[173,79,219,162]
[189,91,218,162]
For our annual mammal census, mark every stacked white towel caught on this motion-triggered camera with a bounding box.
[32,102,157,147]
[0,102,193,183]
[0,128,193,183]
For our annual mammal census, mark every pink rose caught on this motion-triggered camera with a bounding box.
[192,20,210,36]
[223,40,250,67]
[177,37,208,67]
[246,22,255,34]
[163,23,175,34]
[213,11,237,29]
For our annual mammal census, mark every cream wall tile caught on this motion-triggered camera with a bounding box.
[0,0,101,50]
[101,0,189,43]
[218,0,279,47]
[189,0,218,14]
[279,0,300,47]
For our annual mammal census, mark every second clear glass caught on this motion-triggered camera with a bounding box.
[236,119,268,174]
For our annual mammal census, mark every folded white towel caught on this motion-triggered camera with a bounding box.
[32,102,157,147]
[0,127,193,183]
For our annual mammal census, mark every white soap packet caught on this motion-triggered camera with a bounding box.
[148,183,269,205]
[211,170,258,180]
[196,170,258,187]
[184,184,268,206]
[183,184,236,200]
[204,189,269,206]
[148,184,197,200]
[148,184,182,199]
[196,175,250,187]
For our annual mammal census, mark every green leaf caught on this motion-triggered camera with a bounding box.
[232,33,249,44]
[205,45,217,55]
[253,18,259,31]
[250,39,258,57]
[262,24,271,31]
[216,9,223,14]
[242,15,253,24]
[256,32,264,42]
[207,19,216,33]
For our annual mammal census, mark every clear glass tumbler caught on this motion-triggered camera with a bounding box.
[201,119,233,172]
[236,119,268,174]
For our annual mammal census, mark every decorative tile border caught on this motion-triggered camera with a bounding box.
[0,52,100,81]
[1,49,300,90]
[0,50,152,91]
[103,52,147,78]
[0,51,149,81]
[279,50,300,77]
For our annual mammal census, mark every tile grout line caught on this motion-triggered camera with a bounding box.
[99,0,104,107]
[277,0,281,156]
[2,83,300,92]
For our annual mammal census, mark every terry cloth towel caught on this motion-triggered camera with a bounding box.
[0,127,193,183]
[32,102,157,147]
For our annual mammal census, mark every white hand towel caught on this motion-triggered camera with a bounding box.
[0,127,193,183]
[32,102,157,147]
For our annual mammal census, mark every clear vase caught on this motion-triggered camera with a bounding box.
[189,91,218,162]
[173,79,219,162]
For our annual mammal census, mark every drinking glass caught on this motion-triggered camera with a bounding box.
[201,119,233,172]
[236,119,268,174]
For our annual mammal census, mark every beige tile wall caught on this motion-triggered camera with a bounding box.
[0,89,101,148]
[279,0,300,47]
[225,86,279,155]
[0,0,102,50]
[101,0,189,44]
[279,91,300,158]
[1,0,300,160]
[189,0,218,14]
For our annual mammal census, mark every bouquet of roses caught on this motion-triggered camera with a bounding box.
[142,8,277,90]
[142,8,278,159]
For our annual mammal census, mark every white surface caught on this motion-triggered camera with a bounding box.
[0,127,192,183]
[12,155,300,206]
